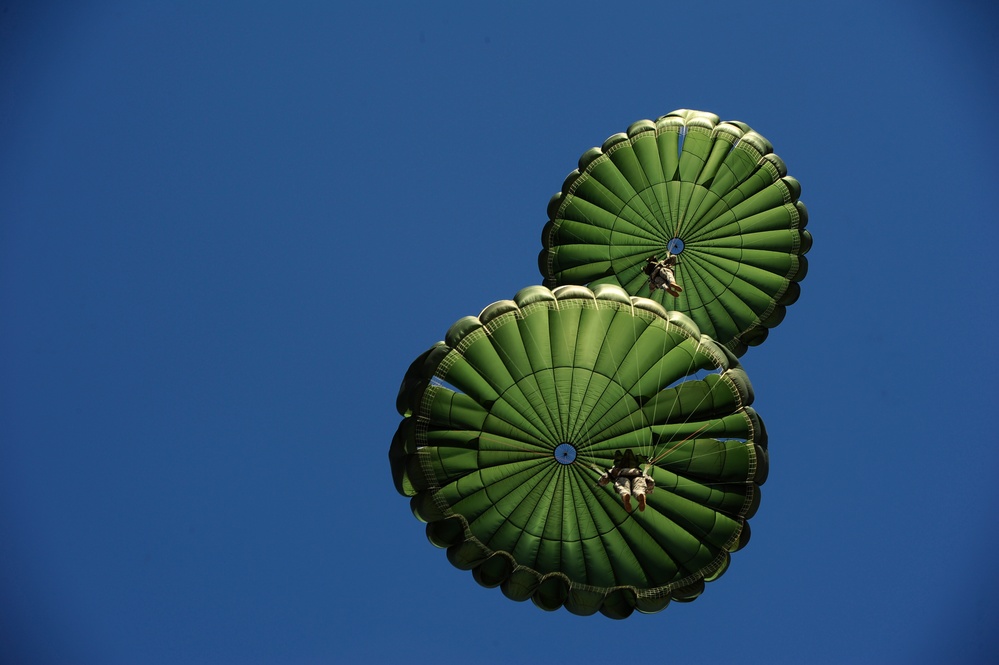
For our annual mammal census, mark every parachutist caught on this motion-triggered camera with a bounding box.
[644,255,682,297]
[598,449,655,513]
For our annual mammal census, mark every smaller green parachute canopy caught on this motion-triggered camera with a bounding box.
[390,284,768,618]
[539,109,811,356]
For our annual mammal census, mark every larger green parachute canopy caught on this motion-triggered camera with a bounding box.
[390,285,768,618]
[539,109,811,356]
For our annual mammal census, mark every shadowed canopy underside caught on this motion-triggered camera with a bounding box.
[390,285,768,618]
[539,109,811,356]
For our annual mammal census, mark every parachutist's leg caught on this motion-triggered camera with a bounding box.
[633,477,648,512]
[615,476,633,513]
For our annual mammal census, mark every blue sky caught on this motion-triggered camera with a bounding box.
[1,2,997,663]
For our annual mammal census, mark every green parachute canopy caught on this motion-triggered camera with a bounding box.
[390,285,768,618]
[539,109,811,356]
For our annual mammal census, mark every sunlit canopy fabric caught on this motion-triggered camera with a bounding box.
[390,285,768,618]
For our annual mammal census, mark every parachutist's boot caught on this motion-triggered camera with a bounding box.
[622,495,632,513]
[638,494,646,512]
